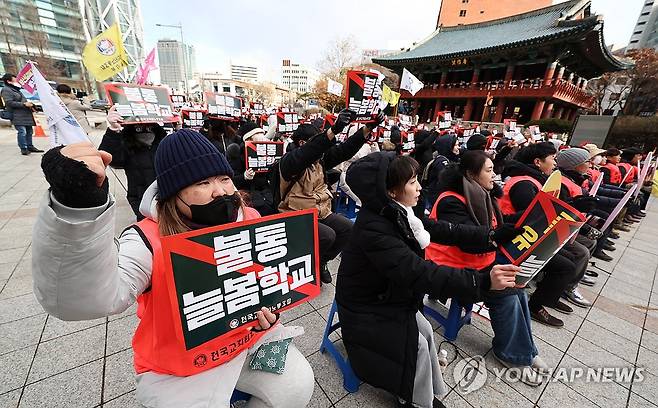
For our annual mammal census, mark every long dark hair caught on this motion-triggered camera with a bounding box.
[459,150,491,179]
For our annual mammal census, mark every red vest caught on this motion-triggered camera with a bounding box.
[618,162,637,183]
[584,169,601,189]
[602,163,622,184]
[561,177,583,198]
[132,207,264,376]
[499,176,543,216]
[425,191,497,270]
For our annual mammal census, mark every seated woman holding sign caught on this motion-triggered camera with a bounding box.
[32,129,314,408]
[336,152,521,408]
[428,150,548,387]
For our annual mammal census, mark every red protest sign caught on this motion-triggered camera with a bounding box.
[245,141,284,172]
[499,191,586,286]
[105,83,177,124]
[160,209,321,353]
[205,92,242,121]
[276,110,300,133]
[345,70,381,123]
[181,109,206,131]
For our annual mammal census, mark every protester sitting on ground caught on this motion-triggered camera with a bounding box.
[429,150,547,386]
[56,84,93,134]
[33,129,314,408]
[224,121,276,215]
[500,143,590,326]
[278,109,385,284]
[98,106,167,220]
[336,152,520,408]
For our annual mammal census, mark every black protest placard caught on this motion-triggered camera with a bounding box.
[346,70,381,123]
[244,141,284,173]
[104,83,177,124]
[171,94,186,110]
[206,92,243,121]
[182,109,206,131]
[277,110,300,133]
[160,209,321,351]
[498,191,586,286]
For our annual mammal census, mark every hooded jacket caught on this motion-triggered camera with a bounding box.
[422,134,459,210]
[335,152,491,402]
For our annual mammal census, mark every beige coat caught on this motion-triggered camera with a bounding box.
[60,93,93,134]
[278,161,334,219]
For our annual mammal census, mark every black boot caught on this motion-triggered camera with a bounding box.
[320,263,332,284]
[27,146,44,153]
[20,148,29,155]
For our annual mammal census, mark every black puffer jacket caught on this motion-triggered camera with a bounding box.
[1,84,35,126]
[422,134,459,210]
[98,126,166,220]
[336,152,492,402]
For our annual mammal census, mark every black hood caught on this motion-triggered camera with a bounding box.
[433,134,459,161]
[346,151,396,213]
[501,160,548,184]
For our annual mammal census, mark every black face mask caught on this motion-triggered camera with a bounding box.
[179,193,240,226]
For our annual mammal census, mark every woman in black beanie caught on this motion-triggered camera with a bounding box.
[32,129,315,408]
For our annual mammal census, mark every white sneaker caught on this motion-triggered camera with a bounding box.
[563,287,592,308]
[531,356,551,375]
[494,354,543,387]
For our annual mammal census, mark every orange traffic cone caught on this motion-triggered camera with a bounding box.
[33,115,46,137]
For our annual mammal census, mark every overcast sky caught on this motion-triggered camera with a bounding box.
[140,0,644,82]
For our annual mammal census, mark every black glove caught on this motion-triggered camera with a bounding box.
[491,223,524,245]
[571,195,599,213]
[365,112,386,131]
[41,146,109,209]
[330,109,356,135]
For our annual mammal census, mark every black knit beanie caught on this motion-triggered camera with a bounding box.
[155,128,234,200]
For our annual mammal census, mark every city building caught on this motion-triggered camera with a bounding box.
[374,0,629,124]
[280,60,320,93]
[436,0,557,27]
[231,64,258,83]
[80,0,145,83]
[0,0,88,91]
[627,1,658,51]
[157,39,195,92]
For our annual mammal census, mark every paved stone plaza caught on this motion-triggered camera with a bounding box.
[0,117,657,407]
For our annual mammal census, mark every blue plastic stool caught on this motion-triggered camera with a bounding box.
[230,389,251,403]
[423,299,473,341]
[319,300,360,393]
[334,187,359,220]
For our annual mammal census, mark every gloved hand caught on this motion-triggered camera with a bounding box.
[571,195,599,213]
[330,109,356,135]
[106,105,123,132]
[491,223,524,245]
[365,112,387,131]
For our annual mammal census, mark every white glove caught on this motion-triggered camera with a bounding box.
[244,168,255,180]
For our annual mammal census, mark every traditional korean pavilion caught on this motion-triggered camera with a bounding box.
[373,0,630,124]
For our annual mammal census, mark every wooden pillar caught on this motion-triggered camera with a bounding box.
[555,105,565,120]
[434,99,443,121]
[555,66,565,82]
[568,108,578,121]
[440,71,447,87]
[493,98,506,123]
[542,102,554,119]
[470,68,480,89]
[504,64,515,86]
[531,99,546,121]
[544,61,558,86]
[463,98,474,121]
